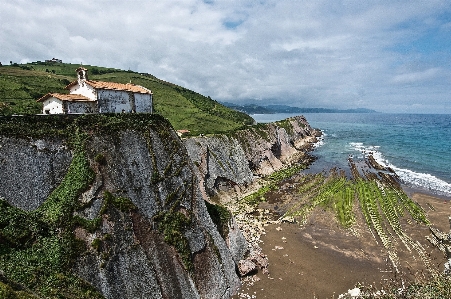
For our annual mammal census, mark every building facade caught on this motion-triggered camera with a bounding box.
[38,67,153,114]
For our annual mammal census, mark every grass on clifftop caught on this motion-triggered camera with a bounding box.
[0,62,254,134]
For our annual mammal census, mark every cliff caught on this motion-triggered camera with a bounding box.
[0,114,317,299]
[0,114,239,299]
[184,116,318,200]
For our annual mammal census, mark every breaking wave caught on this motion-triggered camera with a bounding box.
[350,142,451,197]
[313,131,325,148]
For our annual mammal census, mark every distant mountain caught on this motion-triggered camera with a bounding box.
[221,103,378,114]
[220,102,273,114]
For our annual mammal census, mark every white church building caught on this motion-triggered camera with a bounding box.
[38,67,153,114]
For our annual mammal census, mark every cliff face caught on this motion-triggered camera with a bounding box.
[0,114,317,299]
[184,116,318,199]
[0,115,239,299]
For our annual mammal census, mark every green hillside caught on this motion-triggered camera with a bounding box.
[0,62,254,134]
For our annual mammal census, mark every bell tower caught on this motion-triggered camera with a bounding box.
[76,67,89,84]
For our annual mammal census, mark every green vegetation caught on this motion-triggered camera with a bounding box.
[37,130,95,226]
[0,113,169,138]
[242,164,307,206]
[250,123,270,141]
[0,128,103,298]
[275,118,294,135]
[283,169,430,268]
[0,114,174,298]
[354,272,451,298]
[0,280,38,298]
[205,201,232,239]
[154,211,193,272]
[102,191,137,213]
[0,62,254,134]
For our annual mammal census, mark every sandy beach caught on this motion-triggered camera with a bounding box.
[233,191,451,299]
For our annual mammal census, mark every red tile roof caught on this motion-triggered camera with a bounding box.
[37,93,94,102]
[66,80,152,94]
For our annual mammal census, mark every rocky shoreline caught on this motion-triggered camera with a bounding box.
[185,113,451,298]
[226,146,451,298]
[183,116,322,286]
[2,113,447,298]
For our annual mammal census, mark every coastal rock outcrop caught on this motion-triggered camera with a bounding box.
[0,114,318,298]
[0,114,239,299]
[184,116,318,200]
[184,116,318,280]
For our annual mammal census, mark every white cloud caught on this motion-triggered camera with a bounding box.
[391,68,441,84]
[1,0,451,113]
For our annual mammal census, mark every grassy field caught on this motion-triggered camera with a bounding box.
[0,62,254,134]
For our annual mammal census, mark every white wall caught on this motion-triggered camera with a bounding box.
[67,83,152,113]
[69,82,96,101]
[97,89,132,113]
[42,98,64,114]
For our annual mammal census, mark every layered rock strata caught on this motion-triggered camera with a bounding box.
[184,115,318,201]
[0,115,240,299]
[0,114,318,299]
[184,116,319,279]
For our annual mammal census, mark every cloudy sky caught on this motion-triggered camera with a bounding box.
[1,0,450,113]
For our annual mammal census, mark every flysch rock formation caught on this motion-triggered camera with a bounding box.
[184,116,319,278]
[0,114,318,299]
[0,115,239,299]
[184,115,318,203]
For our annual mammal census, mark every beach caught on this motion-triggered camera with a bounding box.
[230,113,451,298]
[233,191,450,299]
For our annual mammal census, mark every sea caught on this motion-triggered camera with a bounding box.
[252,113,451,198]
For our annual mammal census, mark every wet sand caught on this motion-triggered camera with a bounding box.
[234,192,451,299]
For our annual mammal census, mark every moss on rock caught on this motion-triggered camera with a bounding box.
[154,211,193,272]
[205,201,232,239]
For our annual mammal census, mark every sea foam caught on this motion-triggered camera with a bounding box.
[350,142,451,197]
[313,131,325,148]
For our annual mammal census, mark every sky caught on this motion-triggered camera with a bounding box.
[1,0,451,113]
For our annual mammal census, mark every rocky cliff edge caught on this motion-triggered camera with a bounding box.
[0,114,318,299]
[184,115,318,201]
[0,114,239,299]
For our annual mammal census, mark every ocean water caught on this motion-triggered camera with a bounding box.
[252,113,451,197]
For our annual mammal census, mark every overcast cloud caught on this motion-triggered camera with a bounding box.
[1,0,450,113]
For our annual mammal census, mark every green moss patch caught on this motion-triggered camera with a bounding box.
[102,191,137,213]
[37,132,95,226]
[205,201,232,239]
[0,113,194,297]
[0,128,104,298]
[242,164,307,206]
[154,211,193,272]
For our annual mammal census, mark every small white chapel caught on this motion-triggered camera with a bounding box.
[37,67,153,114]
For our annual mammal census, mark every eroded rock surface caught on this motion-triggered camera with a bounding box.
[0,115,240,299]
[0,136,72,210]
[184,116,318,200]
